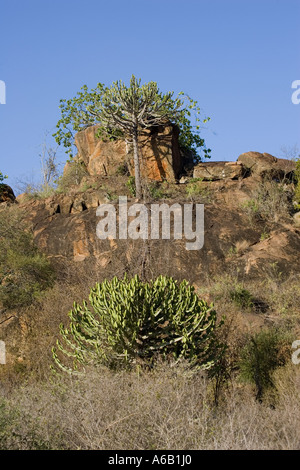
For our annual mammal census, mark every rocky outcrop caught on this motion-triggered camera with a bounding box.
[237,152,295,180]
[74,123,183,182]
[193,161,244,180]
[13,166,300,282]
[0,184,16,204]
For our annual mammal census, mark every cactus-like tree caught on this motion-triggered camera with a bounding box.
[52,274,224,374]
[53,75,211,199]
[89,76,184,199]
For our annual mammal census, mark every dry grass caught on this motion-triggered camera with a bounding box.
[1,361,300,450]
[1,266,300,450]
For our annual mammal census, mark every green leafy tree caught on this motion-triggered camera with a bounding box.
[53,75,211,199]
[52,274,224,374]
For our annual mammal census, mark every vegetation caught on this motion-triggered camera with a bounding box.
[242,178,293,222]
[0,172,8,194]
[230,285,254,309]
[0,262,299,449]
[0,207,55,308]
[53,75,211,198]
[126,175,136,197]
[0,172,7,185]
[239,328,290,402]
[53,274,223,373]
[56,158,88,192]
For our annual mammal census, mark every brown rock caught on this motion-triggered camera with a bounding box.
[0,184,16,204]
[74,123,183,182]
[293,212,300,227]
[237,152,295,179]
[193,161,244,180]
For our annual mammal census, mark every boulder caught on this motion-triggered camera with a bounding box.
[293,212,300,227]
[0,184,16,204]
[237,152,295,179]
[193,161,244,180]
[74,123,182,182]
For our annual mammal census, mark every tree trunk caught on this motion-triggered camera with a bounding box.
[132,125,142,200]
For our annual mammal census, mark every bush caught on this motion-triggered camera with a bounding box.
[242,178,293,222]
[53,274,224,373]
[230,285,254,309]
[126,176,136,197]
[239,328,290,402]
[0,207,55,308]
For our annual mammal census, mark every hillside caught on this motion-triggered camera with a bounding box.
[0,133,300,450]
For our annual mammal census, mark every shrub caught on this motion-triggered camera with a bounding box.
[242,178,292,222]
[230,285,254,309]
[146,182,166,200]
[116,163,130,176]
[53,274,224,373]
[0,207,55,308]
[186,182,212,202]
[239,328,290,402]
[126,176,136,197]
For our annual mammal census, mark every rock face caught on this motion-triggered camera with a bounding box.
[74,123,183,182]
[237,152,295,179]
[13,163,300,282]
[193,161,244,180]
[0,184,16,204]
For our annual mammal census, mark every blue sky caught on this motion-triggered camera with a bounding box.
[0,0,299,190]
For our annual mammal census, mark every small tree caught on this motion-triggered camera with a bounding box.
[53,76,211,199]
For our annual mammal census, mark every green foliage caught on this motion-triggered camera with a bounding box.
[174,95,211,163]
[186,181,212,201]
[0,172,7,184]
[126,175,136,197]
[53,83,107,157]
[260,229,270,241]
[53,274,224,374]
[0,208,55,308]
[239,328,290,401]
[0,172,8,194]
[53,76,211,163]
[115,163,130,176]
[146,181,167,200]
[230,285,254,309]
